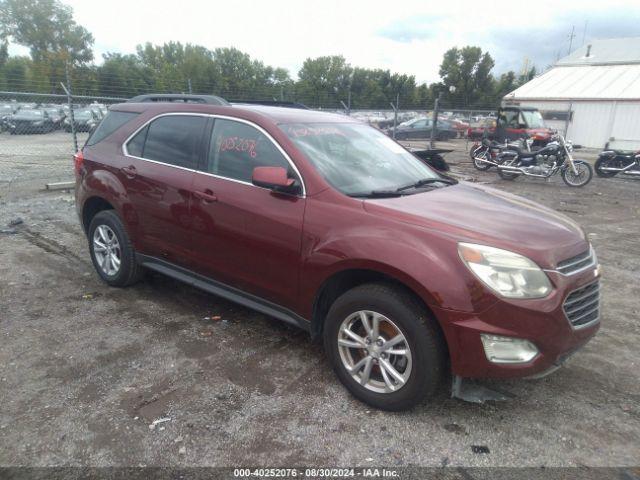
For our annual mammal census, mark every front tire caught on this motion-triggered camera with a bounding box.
[471,147,492,171]
[323,283,446,411]
[562,160,593,187]
[88,210,143,287]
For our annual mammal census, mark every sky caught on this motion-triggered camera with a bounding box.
[8,0,640,84]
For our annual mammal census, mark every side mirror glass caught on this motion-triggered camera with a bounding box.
[252,166,299,194]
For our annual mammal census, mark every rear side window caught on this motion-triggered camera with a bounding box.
[129,115,207,169]
[86,111,138,146]
[207,119,291,183]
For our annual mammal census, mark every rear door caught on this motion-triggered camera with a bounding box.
[120,114,208,268]
[190,117,306,308]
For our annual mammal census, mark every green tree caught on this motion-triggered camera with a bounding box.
[0,55,31,91]
[296,55,352,107]
[0,0,93,64]
[438,46,496,107]
[0,0,93,92]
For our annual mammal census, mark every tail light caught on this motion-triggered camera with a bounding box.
[74,150,84,176]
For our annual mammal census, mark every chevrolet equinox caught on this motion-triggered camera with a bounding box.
[75,95,601,410]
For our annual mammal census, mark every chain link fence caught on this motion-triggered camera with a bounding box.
[0,84,497,197]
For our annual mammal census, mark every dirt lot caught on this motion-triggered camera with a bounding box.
[0,133,639,468]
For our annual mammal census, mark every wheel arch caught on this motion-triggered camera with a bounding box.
[310,267,448,359]
[81,196,115,234]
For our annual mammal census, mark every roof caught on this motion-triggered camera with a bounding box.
[557,37,640,66]
[505,64,640,101]
[113,101,355,124]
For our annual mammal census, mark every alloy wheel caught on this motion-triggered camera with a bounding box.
[564,163,590,186]
[93,225,122,276]
[337,310,412,393]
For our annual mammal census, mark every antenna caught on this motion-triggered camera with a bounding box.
[568,25,576,55]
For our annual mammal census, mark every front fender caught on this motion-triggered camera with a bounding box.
[299,221,497,319]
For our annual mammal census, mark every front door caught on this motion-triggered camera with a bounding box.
[190,117,305,309]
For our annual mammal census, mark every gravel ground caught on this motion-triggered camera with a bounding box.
[0,133,639,469]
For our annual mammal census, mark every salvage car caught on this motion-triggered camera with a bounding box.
[75,95,601,410]
[63,108,100,132]
[7,108,56,134]
[388,117,457,141]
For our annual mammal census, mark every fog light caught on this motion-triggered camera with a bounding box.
[480,334,539,364]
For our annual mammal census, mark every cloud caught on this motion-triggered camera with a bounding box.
[487,9,640,74]
[377,15,444,43]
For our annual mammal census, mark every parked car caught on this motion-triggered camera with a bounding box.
[7,108,56,134]
[495,106,554,146]
[467,118,497,140]
[76,97,601,410]
[447,118,470,137]
[0,104,17,132]
[63,108,100,132]
[387,117,457,141]
[44,107,66,130]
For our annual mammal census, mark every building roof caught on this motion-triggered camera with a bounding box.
[557,37,640,66]
[505,64,640,101]
[505,38,640,101]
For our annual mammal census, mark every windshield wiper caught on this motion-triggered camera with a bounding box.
[349,190,404,198]
[395,177,456,192]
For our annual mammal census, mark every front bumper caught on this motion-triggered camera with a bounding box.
[433,266,601,379]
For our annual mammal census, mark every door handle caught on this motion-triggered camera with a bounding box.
[121,165,137,178]
[194,189,217,203]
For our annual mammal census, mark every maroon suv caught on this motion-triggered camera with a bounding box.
[75,95,601,410]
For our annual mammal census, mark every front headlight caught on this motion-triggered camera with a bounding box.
[458,243,552,298]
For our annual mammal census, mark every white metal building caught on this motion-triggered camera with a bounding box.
[504,38,640,149]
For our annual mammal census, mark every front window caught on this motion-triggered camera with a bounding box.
[520,110,545,129]
[281,123,445,196]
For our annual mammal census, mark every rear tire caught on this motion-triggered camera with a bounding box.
[594,157,618,177]
[88,210,143,287]
[323,282,446,411]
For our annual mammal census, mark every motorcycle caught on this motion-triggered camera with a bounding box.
[496,134,593,187]
[470,136,533,171]
[594,149,640,178]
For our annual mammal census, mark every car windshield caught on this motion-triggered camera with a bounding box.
[521,110,545,129]
[74,110,93,120]
[281,123,442,196]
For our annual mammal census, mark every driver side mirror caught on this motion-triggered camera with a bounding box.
[252,166,300,194]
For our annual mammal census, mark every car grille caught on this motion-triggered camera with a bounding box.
[556,248,595,275]
[563,280,600,328]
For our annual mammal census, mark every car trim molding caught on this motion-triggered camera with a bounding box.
[121,112,306,197]
[136,253,311,332]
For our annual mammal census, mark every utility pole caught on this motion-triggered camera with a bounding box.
[581,20,588,47]
[568,25,576,55]
[187,78,193,94]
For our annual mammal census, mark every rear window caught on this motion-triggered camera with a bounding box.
[86,111,138,146]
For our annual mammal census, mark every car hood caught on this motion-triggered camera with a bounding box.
[363,182,588,268]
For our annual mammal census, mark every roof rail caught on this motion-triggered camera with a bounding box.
[229,99,309,110]
[127,94,229,105]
